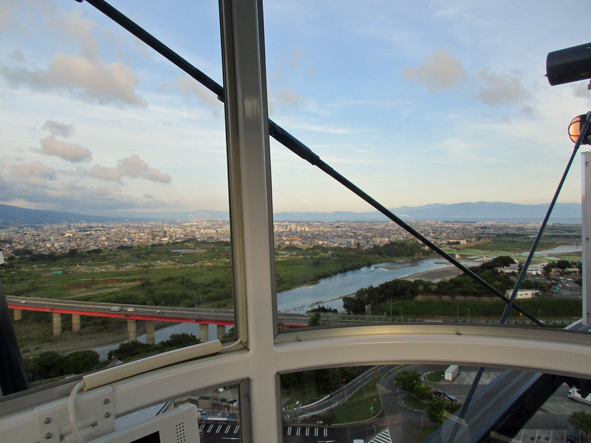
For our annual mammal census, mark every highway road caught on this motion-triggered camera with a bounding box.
[288,365,398,420]
[7,294,578,328]
[6,295,309,326]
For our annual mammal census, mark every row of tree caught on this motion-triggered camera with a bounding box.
[107,333,201,361]
[23,333,202,383]
[24,350,101,382]
[342,256,553,315]
[11,248,103,261]
[395,370,460,425]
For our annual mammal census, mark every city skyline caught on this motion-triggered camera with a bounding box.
[1,1,591,216]
[2,218,570,256]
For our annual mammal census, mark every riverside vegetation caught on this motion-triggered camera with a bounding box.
[3,240,425,309]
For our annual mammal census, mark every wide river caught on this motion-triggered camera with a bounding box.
[276,244,581,312]
[277,258,459,313]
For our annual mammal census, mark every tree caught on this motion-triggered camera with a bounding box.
[107,341,157,361]
[395,371,422,393]
[569,411,591,442]
[161,333,200,349]
[223,327,236,339]
[414,383,433,401]
[37,351,66,379]
[309,312,322,327]
[426,398,449,424]
[342,296,365,315]
[307,305,337,314]
[63,350,100,375]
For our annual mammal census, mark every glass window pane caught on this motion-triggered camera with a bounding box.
[281,364,591,443]
[0,0,234,387]
[263,0,586,332]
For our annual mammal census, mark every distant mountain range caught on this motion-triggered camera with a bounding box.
[0,202,582,225]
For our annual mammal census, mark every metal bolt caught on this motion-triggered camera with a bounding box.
[45,432,53,439]
[44,417,52,424]
[104,412,111,418]
[103,398,110,405]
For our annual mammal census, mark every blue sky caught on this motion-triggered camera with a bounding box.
[1,0,591,216]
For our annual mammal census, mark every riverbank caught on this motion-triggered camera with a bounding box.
[15,318,133,357]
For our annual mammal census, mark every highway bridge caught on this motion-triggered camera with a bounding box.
[6,295,308,343]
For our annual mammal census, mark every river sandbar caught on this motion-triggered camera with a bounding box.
[377,262,418,271]
[401,266,463,282]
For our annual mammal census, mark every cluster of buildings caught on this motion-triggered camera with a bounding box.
[275,220,485,248]
[0,219,577,257]
[0,221,231,256]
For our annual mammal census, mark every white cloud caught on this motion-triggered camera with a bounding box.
[79,155,172,184]
[9,49,24,62]
[0,180,136,210]
[10,161,58,182]
[573,82,591,100]
[1,53,147,107]
[402,49,468,91]
[117,155,171,183]
[83,164,122,182]
[42,120,75,138]
[146,168,171,183]
[288,122,353,134]
[37,136,92,162]
[291,49,305,69]
[475,69,530,106]
[44,7,99,60]
[0,3,13,32]
[0,160,167,211]
[269,88,304,113]
[173,75,221,112]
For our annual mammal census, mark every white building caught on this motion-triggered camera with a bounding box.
[504,289,541,299]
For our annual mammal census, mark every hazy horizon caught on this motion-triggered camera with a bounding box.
[1,1,591,216]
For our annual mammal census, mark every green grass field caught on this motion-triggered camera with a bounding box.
[426,371,445,383]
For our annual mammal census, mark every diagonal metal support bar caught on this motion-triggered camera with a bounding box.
[445,114,590,443]
[74,0,224,99]
[268,124,541,324]
[500,111,590,324]
[76,0,541,324]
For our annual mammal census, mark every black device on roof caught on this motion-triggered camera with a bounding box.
[547,42,591,86]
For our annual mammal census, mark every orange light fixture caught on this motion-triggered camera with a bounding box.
[568,114,590,144]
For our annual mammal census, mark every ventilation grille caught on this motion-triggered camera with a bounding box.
[175,422,186,443]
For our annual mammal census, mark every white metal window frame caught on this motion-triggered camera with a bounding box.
[2,1,591,443]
